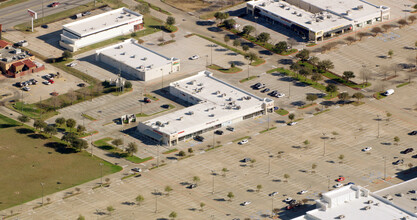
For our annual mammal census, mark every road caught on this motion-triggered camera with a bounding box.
[0,0,93,29]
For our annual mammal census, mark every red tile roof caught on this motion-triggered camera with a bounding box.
[23,59,36,68]
[0,40,10,48]
[12,61,24,67]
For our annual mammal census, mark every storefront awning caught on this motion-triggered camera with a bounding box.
[142,129,162,141]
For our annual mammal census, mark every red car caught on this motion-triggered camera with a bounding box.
[48,79,54,84]
[49,2,60,7]
[337,177,345,182]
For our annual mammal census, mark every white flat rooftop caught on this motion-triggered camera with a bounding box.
[63,7,142,37]
[248,0,389,32]
[375,177,417,215]
[96,39,174,71]
[143,71,272,135]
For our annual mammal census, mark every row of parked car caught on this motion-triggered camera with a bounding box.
[193,127,235,142]
[15,74,57,91]
[251,83,285,98]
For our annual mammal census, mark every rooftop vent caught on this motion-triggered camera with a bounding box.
[188,111,194,115]
[357,5,363,10]
[209,114,214,117]
[198,83,203,86]
[121,11,126,14]
[298,13,302,17]
[285,7,290,10]
[292,11,297,14]
[364,206,371,210]
[131,55,136,58]
[120,52,125,55]
[119,16,124,19]
[338,215,345,219]
[155,121,162,126]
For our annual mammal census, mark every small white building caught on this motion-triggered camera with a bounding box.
[60,7,143,52]
[294,185,417,220]
[246,0,390,42]
[137,71,274,146]
[96,39,180,81]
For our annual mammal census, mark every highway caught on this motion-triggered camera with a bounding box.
[0,0,93,29]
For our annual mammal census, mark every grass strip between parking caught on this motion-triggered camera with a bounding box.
[232,136,251,143]
[259,127,277,133]
[205,145,223,152]
[136,104,175,117]
[373,92,386,100]
[396,82,410,88]
[163,148,178,154]
[93,138,153,163]
[275,109,289,116]
[208,64,242,73]
[239,76,257,83]
[0,0,28,9]
[81,113,97,121]
[313,109,330,116]
[194,33,265,66]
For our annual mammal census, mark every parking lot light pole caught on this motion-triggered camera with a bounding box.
[383,156,387,180]
[154,189,158,213]
[268,152,271,175]
[211,170,215,194]
[327,176,330,191]
[377,115,380,138]
[212,131,215,148]
[271,196,275,217]
[100,163,103,186]
[322,133,327,156]
[40,182,45,205]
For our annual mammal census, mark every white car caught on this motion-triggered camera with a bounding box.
[241,201,251,206]
[334,183,343,188]
[362,147,372,152]
[284,197,293,202]
[276,93,285,98]
[269,191,278,197]
[67,62,77,67]
[131,167,142,172]
[189,55,200,60]
[43,81,51,85]
[299,190,308,194]
[288,122,297,126]
[22,86,30,91]
[239,139,249,145]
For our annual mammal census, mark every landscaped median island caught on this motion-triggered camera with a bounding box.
[208,64,242,73]
[373,92,387,100]
[275,109,289,116]
[239,76,257,83]
[0,114,121,211]
[93,138,153,163]
[136,104,175,117]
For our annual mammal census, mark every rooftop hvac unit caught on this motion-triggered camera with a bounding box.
[346,10,351,15]
[165,122,169,125]
[178,116,183,121]
[189,111,194,115]
[127,14,131,17]
[131,55,135,58]
[357,5,363,10]
[119,16,124,19]
[209,114,214,117]
[327,15,332,19]
[121,11,126,14]
[279,4,284,8]
[160,124,165,127]
[292,11,297,14]
[155,121,162,126]
[198,83,203,86]
[338,215,345,219]
[364,206,371,210]
[235,106,241,110]
[142,57,147,60]
[367,200,373,204]
[298,13,302,17]
[120,52,125,55]
[285,7,290,10]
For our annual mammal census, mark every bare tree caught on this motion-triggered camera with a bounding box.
[345,36,356,45]
[382,24,392,32]
[360,68,372,84]
[67,89,76,105]
[287,37,298,49]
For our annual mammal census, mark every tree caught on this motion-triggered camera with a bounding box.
[371,27,383,36]
[169,211,177,219]
[408,163,413,169]
[312,163,317,173]
[245,52,258,65]
[77,215,85,220]
[357,32,369,40]
[257,32,270,43]
[193,176,200,184]
[227,192,234,201]
[178,150,186,157]
[299,67,312,79]
[164,186,173,196]
[17,115,29,125]
[338,92,350,104]
[135,3,150,14]
[112,138,123,147]
[200,202,205,211]
[360,68,372,84]
[408,15,416,24]
[288,113,295,122]
[309,56,319,65]
[287,37,298,49]
[135,194,144,206]
[187,147,193,153]
[388,49,394,58]
[62,132,77,146]
[256,184,262,193]
[284,174,290,182]
[326,84,338,94]
[221,167,229,177]
[106,206,115,215]
[296,49,310,61]
[338,154,345,162]
[306,94,318,104]
[290,63,301,72]
[223,19,236,29]
[345,36,356,45]
[382,24,392,32]
[397,19,408,27]
[66,118,76,132]
[214,12,229,24]
[274,41,288,54]
[166,16,175,27]
[394,136,400,144]
[317,59,334,72]
[170,33,175,40]
[352,92,365,102]
[342,71,355,81]
[76,125,86,133]
[311,73,322,84]
[233,39,241,47]
[224,35,230,45]
[126,142,138,156]
[33,119,47,131]
[124,81,132,89]
[242,44,249,52]
[62,50,72,60]
[44,125,57,137]
[72,138,88,152]
[55,117,66,127]
[241,25,255,36]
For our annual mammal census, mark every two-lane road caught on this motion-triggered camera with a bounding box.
[0,0,93,29]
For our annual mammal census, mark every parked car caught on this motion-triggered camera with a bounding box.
[41,24,48,28]
[336,177,345,182]
[347,182,355,185]
[49,2,60,7]
[383,89,394,96]
[241,201,251,206]
[257,84,266,89]
[189,55,199,60]
[241,158,251,163]
[43,81,51,85]
[412,154,417,159]
[261,88,270,93]
[402,148,414,154]
[334,183,343,188]
[252,83,261,88]
[299,190,308,194]
[214,130,223,135]
[287,122,297,126]
[408,131,417,136]
[144,97,151,103]
[22,86,30,91]
[78,83,86,87]
[276,93,285,98]
[29,79,37,84]
[268,90,278,96]
[131,168,142,172]
[393,159,404,165]
[43,74,51,80]
[48,79,54,84]
[269,192,278,197]
[188,184,197,189]
[82,11,91,16]
[16,82,23,87]
[238,139,248,145]
[226,127,235,132]
[67,62,77,67]
[194,135,204,142]
[362,147,372,152]
[284,197,293,202]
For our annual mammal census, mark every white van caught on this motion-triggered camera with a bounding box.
[383,89,394,96]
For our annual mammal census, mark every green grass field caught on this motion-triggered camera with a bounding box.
[0,114,121,210]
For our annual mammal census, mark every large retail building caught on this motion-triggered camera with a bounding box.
[60,8,143,52]
[246,0,390,42]
[96,39,180,81]
[137,71,274,146]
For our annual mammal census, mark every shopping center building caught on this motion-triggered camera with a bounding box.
[137,71,275,146]
[246,0,390,42]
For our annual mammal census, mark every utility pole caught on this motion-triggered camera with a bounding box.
[40,182,45,205]
[383,156,387,180]
[210,44,213,65]
[212,131,215,148]
[271,196,274,217]
[247,62,250,79]
[211,170,215,194]
[161,68,164,91]
[288,81,291,99]
[154,189,158,213]
[90,133,93,156]
[267,111,270,130]
[327,176,330,191]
